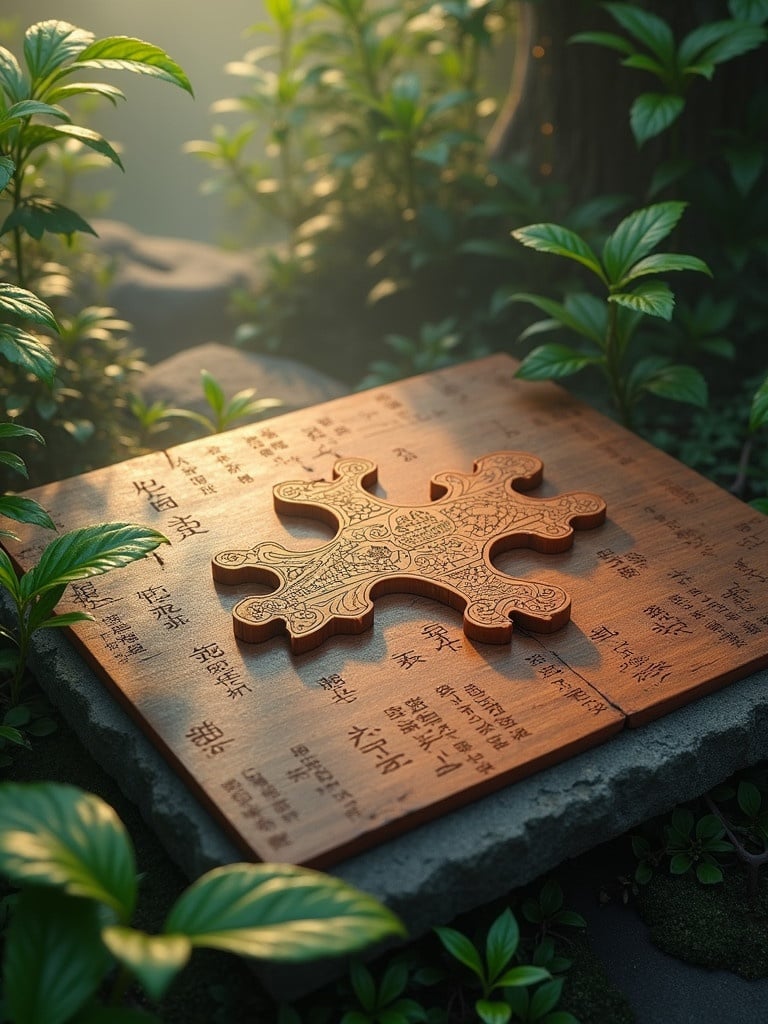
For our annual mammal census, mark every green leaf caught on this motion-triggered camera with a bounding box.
[165,862,405,960]
[516,344,599,381]
[738,780,762,818]
[554,909,587,929]
[0,725,28,747]
[568,30,636,55]
[24,20,93,82]
[21,522,169,601]
[538,878,563,917]
[679,21,766,68]
[378,959,409,1007]
[496,965,551,988]
[636,361,708,407]
[46,81,126,105]
[729,0,768,23]
[621,53,667,77]
[0,46,26,103]
[5,887,109,1024]
[0,495,56,530]
[511,224,605,282]
[750,374,768,431]
[75,37,193,95]
[0,283,59,331]
[609,281,675,320]
[0,450,29,477]
[201,369,226,416]
[0,545,21,601]
[696,861,724,885]
[44,123,124,169]
[1,197,96,240]
[0,325,57,385]
[604,4,675,65]
[602,203,687,283]
[102,926,191,1001]
[486,908,519,983]
[510,292,605,346]
[0,155,14,191]
[629,92,685,145]
[531,977,564,1018]
[619,253,711,286]
[670,853,692,874]
[0,782,137,919]
[349,960,377,1013]
[671,807,695,836]
[0,421,45,446]
[434,925,485,980]
[696,814,726,840]
[476,1000,511,1024]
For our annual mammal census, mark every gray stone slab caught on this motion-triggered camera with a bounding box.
[22,619,768,996]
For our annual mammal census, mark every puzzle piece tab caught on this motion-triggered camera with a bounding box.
[212,452,606,653]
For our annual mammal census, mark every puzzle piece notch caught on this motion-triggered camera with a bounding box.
[212,451,606,653]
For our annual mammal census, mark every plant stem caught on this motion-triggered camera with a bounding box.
[705,794,768,902]
[604,300,633,429]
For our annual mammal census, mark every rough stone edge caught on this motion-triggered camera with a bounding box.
[23,623,768,993]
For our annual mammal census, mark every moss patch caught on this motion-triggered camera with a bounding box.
[637,869,768,979]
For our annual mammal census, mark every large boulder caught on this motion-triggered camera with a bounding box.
[92,219,263,362]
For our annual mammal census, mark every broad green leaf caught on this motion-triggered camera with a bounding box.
[621,53,667,77]
[165,862,405,960]
[636,361,708,407]
[46,81,126,105]
[0,494,56,530]
[511,224,605,282]
[0,421,45,445]
[44,123,124,169]
[31,611,93,631]
[0,154,13,191]
[679,21,766,68]
[604,3,676,64]
[0,283,59,331]
[0,782,137,918]
[5,887,109,1024]
[629,92,685,145]
[609,281,674,320]
[724,143,765,195]
[24,21,93,82]
[670,853,692,874]
[0,46,26,102]
[74,37,193,95]
[21,522,169,601]
[568,30,635,55]
[476,1000,511,1024]
[538,878,563,917]
[696,861,724,884]
[748,497,768,514]
[531,977,564,1018]
[0,725,27,747]
[510,292,605,346]
[750,373,768,431]
[486,908,519,982]
[6,98,69,121]
[349,960,377,1013]
[602,202,687,283]
[201,369,226,416]
[0,450,28,477]
[1,197,96,240]
[495,965,551,987]
[671,807,694,835]
[648,157,694,197]
[0,546,21,600]
[0,325,57,385]
[378,959,409,1006]
[738,780,762,817]
[729,0,768,23]
[619,252,711,286]
[102,926,191,1000]
[516,344,598,381]
[435,924,484,979]
[696,814,726,840]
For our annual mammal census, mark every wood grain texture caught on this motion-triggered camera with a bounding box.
[4,354,768,866]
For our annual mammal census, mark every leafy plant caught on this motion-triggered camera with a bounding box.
[571,1,767,148]
[156,368,283,437]
[521,879,585,947]
[507,200,711,427]
[0,781,405,1023]
[664,807,733,885]
[340,957,430,1024]
[0,20,192,484]
[434,906,550,1024]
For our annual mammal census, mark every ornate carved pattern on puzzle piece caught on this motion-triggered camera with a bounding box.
[212,452,607,654]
